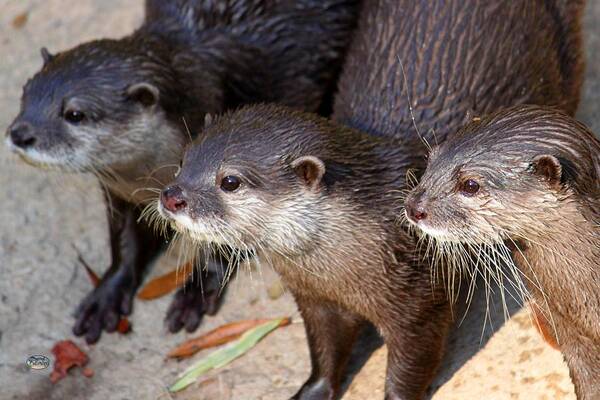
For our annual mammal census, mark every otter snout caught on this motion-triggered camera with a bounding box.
[406,202,428,223]
[7,120,36,149]
[405,192,429,224]
[161,185,188,213]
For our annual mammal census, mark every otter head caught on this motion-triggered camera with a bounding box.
[157,105,329,256]
[5,40,190,172]
[404,106,582,246]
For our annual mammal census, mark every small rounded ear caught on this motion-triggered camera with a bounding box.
[531,155,562,186]
[291,156,326,190]
[126,82,159,107]
[40,47,54,66]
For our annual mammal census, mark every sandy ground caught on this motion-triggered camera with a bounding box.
[1,1,599,399]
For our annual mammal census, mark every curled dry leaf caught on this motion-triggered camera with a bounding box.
[530,302,559,350]
[77,253,100,287]
[137,261,194,300]
[168,317,292,359]
[50,340,91,383]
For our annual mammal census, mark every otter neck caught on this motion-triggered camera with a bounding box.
[513,204,600,340]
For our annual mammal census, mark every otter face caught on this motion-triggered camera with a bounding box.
[156,109,327,255]
[405,142,567,246]
[5,42,182,172]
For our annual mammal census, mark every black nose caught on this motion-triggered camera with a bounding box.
[8,122,36,149]
[161,185,187,213]
[406,202,428,222]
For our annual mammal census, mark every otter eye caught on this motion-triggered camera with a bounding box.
[220,175,241,192]
[64,109,85,124]
[461,179,480,196]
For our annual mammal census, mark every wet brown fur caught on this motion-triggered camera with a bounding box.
[334,0,584,153]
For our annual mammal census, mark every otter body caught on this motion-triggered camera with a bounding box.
[334,0,584,150]
[159,105,451,400]
[405,105,600,399]
[5,0,360,343]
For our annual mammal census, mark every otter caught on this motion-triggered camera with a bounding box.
[404,105,600,399]
[158,104,452,400]
[4,0,360,343]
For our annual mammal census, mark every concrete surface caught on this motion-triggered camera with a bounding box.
[0,1,598,399]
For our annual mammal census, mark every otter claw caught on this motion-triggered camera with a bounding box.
[73,273,136,344]
[165,276,223,333]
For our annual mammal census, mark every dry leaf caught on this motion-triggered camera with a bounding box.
[12,12,28,29]
[168,317,291,359]
[137,262,193,300]
[169,317,291,392]
[77,254,101,287]
[116,318,132,334]
[530,302,559,350]
[50,340,91,383]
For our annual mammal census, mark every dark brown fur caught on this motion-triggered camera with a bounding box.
[334,0,584,151]
[406,105,600,399]
[159,105,451,400]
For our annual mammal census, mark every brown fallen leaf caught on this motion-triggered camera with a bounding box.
[50,340,91,383]
[76,253,100,286]
[75,249,132,335]
[116,318,132,334]
[168,317,292,359]
[137,261,194,300]
[12,12,28,29]
[530,302,559,350]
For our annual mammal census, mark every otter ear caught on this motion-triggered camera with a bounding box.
[291,156,326,191]
[531,155,562,186]
[40,47,54,66]
[126,82,159,107]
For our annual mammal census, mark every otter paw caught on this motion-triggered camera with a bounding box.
[73,273,135,344]
[291,379,335,400]
[165,280,222,333]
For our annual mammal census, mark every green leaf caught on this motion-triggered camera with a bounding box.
[168,317,287,392]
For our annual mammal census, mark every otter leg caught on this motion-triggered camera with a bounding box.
[165,252,229,333]
[291,297,364,400]
[73,192,161,344]
[380,304,450,400]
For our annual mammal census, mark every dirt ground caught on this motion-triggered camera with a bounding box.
[1,1,599,399]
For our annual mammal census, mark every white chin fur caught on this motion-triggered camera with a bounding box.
[158,202,230,246]
[410,220,463,243]
[5,137,77,169]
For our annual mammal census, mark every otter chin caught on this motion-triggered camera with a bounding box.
[405,105,600,400]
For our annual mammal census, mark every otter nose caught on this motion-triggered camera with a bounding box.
[161,185,187,213]
[406,202,428,222]
[8,122,36,149]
